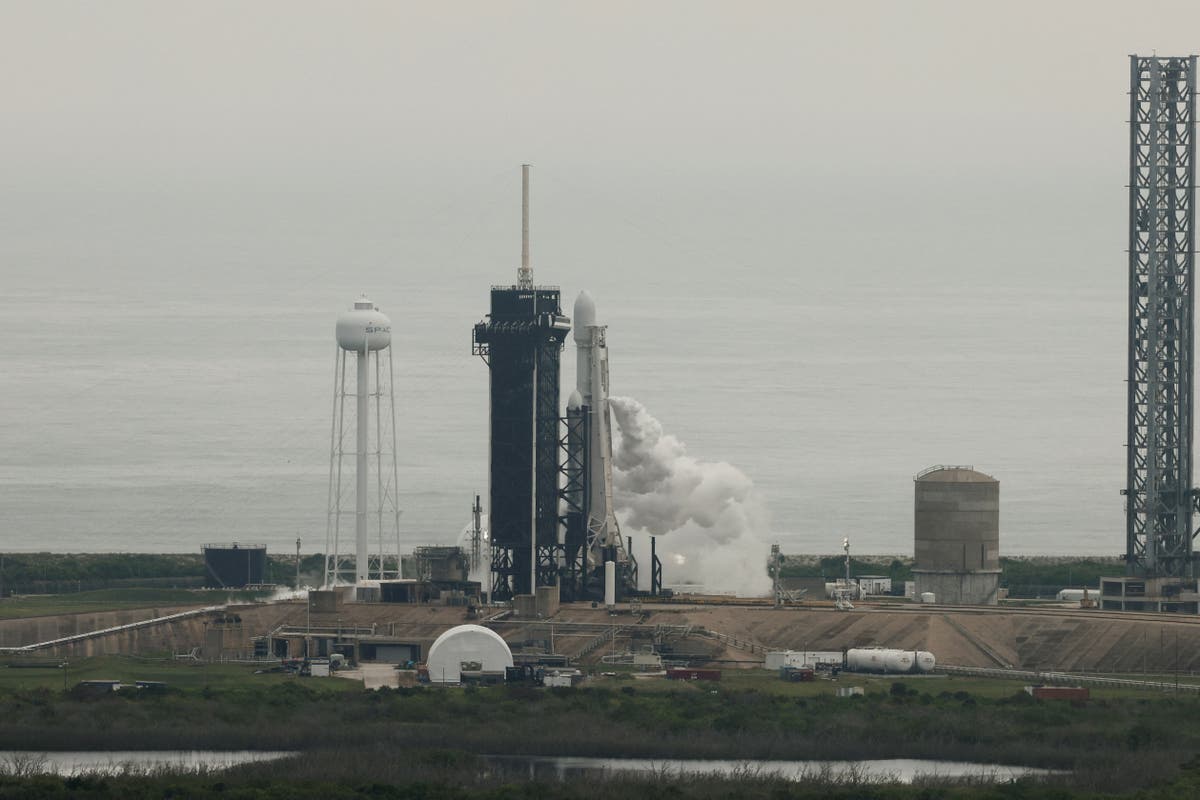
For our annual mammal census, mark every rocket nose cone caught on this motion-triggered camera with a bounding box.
[567,389,583,410]
[572,291,596,341]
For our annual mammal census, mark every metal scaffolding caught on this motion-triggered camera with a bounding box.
[1125,55,1199,578]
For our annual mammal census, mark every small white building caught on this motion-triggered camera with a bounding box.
[857,576,893,595]
[764,650,843,670]
[543,670,583,688]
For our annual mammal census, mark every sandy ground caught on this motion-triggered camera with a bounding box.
[19,597,1200,673]
[334,662,401,690]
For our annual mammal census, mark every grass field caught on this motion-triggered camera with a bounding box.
[3,653,1194,701]
[0,588,270,619]
[0,654,363,693]
[1,660,1199,796]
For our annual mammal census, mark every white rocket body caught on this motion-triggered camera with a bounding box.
[573,291,622,557]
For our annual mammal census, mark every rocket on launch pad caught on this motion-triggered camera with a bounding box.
[564,290,635,599]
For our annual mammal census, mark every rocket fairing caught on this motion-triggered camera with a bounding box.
[572,291,624,560]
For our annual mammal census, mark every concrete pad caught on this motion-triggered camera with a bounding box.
[334,663,400,690]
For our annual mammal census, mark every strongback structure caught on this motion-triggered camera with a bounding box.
[473,166,571,599]
[1125,55,1199,580]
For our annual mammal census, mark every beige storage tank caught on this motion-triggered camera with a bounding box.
[912,465,1001,605]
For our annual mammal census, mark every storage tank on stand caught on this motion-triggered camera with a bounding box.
[912,465,1001,605]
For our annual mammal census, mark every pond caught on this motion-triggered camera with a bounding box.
[0,751,1063,784]
[483,755,1061,784]
[0,750,296,776]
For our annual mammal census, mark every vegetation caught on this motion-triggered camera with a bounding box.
[0,552,334,596]
[999,558,1126,598]
[0,655,361,694]
[2,552,1128,603]
[779,555,1126,599]
[0,553,207,595]
[0,664,1197,796]
[0,588,272,620]
[779,556,912,583]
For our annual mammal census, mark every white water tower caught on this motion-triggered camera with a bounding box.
[324,297,402,588]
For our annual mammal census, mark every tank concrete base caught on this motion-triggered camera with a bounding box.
[913,570,1001,605]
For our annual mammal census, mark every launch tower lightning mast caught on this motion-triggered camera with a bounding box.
[1125,55,1199,579]
[473,165,571,599]
[325,297,402,588]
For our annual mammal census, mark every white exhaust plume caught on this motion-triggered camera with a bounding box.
[609,396,772,596]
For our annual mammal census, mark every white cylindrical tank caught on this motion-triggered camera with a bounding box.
[845,648,935,674]
[883,650,914,673]
[845,648,887,673]
[426,624,514,684]
[920,592,936,604]
[336,298,392,352]
[604,560,616,607]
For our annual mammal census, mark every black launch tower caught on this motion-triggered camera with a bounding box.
[472,166,570,599]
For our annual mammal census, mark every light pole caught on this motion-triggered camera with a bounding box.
[843,537,851,585]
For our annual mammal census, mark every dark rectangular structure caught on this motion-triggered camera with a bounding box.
[202,544,266,588]
[474,286,570,599]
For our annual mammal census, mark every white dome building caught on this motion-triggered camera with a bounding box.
[426,624,513,684]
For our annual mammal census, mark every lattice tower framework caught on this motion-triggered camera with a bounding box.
[1125,55,1199,578]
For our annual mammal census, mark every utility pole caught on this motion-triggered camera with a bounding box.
[770,544,782,608]
[295,537,302,589]
[844,537,851,584]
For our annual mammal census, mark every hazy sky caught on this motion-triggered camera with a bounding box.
[6,1,1200,192]
[5,2,1200,556]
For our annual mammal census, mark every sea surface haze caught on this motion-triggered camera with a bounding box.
[0,174,1126,560]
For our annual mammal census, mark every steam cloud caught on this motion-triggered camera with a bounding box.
[609,396,772,596]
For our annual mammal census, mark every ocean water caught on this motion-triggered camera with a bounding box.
[0,173,1130,559]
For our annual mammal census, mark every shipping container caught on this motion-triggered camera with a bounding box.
[780,667,815,682]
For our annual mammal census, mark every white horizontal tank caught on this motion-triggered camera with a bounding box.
[846,649,887,673]
[883,650,914,673]
[336,298,392,352]
[845,648,937,674]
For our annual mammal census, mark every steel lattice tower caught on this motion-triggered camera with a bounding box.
[1125,55,1198,578]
